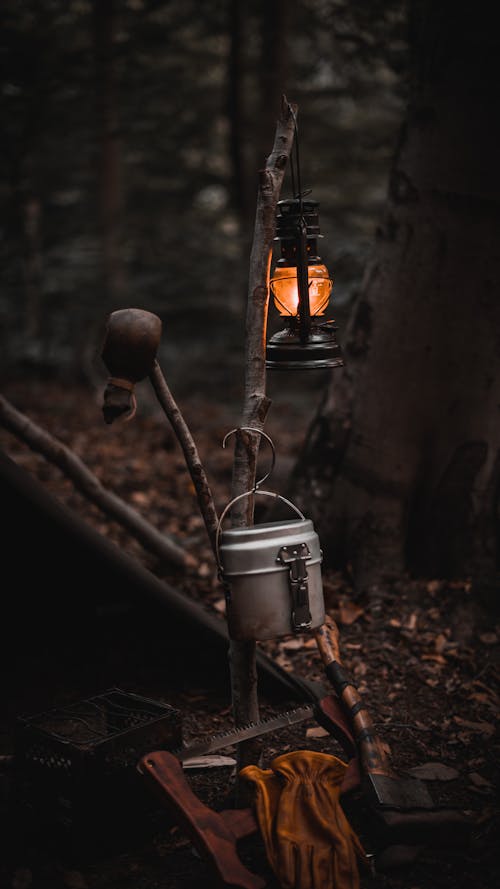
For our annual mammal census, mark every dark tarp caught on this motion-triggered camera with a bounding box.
[0,449,323,723]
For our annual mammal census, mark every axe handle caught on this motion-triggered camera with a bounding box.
[314,620,394,779]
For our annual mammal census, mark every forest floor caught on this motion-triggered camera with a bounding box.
[0,374,499,889]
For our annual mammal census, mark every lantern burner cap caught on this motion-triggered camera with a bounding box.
[266,321,344,370]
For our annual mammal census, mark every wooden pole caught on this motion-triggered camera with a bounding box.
[149,360,220,559]
[229,96,297,770]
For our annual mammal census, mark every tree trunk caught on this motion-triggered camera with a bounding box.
[291,1,500,596]
[93,0,124,307]
[227,0,248,220]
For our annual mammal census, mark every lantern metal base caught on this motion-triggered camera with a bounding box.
[266,321,344,370]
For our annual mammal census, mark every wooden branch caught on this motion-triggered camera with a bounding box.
[229,96,298,767]
[149,361,220,558]
[231,95,297,524]
[0,393,193,571]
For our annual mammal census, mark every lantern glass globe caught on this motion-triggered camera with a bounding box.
[270,264,332,316]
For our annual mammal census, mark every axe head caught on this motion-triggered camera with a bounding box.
[362,774,472,850]
[364,773,434,810]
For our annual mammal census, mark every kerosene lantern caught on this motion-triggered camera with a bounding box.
[265,197,344,370]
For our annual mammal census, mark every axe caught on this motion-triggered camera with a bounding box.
[313,618,471,846]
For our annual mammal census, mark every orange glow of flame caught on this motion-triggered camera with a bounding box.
[270,264,332,316]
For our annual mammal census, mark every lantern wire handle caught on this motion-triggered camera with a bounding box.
[287,103,311,210]
[222,426,276,490]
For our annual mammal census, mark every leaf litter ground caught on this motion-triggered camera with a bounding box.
[0,378,498,889]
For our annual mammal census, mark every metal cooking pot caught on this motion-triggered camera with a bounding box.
[217,490,325,641]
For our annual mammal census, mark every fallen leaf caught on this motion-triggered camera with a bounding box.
[468,772,493,789]
[183,755,236,770]
[306,726,330,739]
[198,562,211,577]
[434,633,448,654]
[453,717,496,737]
[407,762,460,781]
[404,612,418,631]
[422,654,447,664]
[468,692,490,705]
[472,680,500,704]
[339,600,364,625]
[281,638,303,651]
[353,660,368,677]
[479,632,498,645]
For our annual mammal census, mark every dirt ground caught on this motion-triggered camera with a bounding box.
[0,376,498,889]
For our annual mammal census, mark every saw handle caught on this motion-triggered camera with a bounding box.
[137,750,263,889]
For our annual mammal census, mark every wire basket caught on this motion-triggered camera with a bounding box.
[14,688,182,859]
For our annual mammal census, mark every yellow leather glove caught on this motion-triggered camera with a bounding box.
[241,750,366,889]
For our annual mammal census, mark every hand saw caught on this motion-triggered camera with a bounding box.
[171,694,358,768]
[172,704,315,763]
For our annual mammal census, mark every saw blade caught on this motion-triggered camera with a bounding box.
[172,704,315,762]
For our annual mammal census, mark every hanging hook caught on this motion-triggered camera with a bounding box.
[222,426,276,490]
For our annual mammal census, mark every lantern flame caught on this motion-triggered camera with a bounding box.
[270,264,332,317]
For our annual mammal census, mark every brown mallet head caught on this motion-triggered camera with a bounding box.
[101,308,162,424]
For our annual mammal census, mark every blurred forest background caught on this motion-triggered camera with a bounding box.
[0,0,407,399]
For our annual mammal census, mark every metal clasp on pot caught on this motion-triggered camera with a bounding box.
[278,543,312,632]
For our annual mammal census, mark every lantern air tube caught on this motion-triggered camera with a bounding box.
[297,219,311,343]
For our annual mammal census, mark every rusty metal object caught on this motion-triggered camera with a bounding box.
[138,750,265,889]
[101,308,162,423]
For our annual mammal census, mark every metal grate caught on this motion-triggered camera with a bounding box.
[19,688,180,769]
[14,688,183,859]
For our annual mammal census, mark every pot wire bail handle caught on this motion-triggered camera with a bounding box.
[216,427,306,577]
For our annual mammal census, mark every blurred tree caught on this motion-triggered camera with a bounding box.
[93,0,125,309]
[0,0,406,386]
[291,0,500,597]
